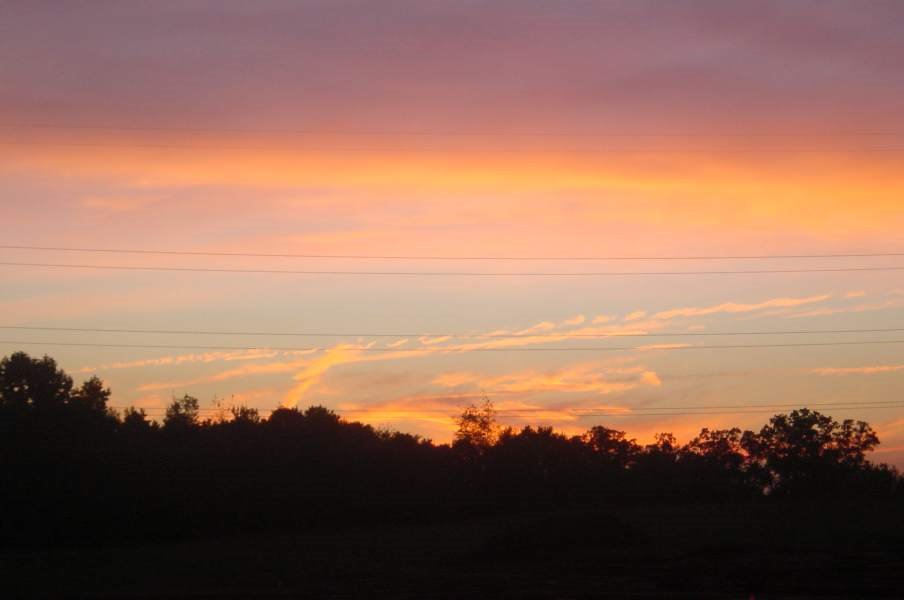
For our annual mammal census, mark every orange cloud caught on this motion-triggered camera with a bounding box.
[335,392,641,442]
[636,343,693,351]
[561,314,586,326]
[79,348,298,373]
[419,335,452,345]
[137,357,315,392]
[9,142,903,241]
[781,298,904,319]
[432,363,660,396]
[810,365,904,376]
[650,294,831,320]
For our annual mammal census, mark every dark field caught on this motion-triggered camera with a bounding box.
[5,500,903,600]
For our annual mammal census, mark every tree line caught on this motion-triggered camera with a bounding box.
[1,351,900,547]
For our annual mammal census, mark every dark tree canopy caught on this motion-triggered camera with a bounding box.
[71,376,111,413]
[744,408,881,494]
[0,352,900,550]
[583,426,640,467]
[164,394,200,431]
[0,352,73,410]
[120,407,154,433]
[454,398,498,449]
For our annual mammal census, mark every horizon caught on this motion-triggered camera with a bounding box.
[9,346,895,454]
[3,1,904,469]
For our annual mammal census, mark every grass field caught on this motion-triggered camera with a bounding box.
[4,499,903,599]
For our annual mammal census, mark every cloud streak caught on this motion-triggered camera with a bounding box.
[650,294,831,321]
[432,363,661,396]
[810,365,904,376]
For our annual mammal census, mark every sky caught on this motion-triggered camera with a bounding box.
[2,1,904,464]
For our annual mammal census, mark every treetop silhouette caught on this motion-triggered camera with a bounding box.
[0,351,899,548]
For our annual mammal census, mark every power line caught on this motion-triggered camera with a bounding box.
[4,123,904,137]
[108,403,904,419]
[343,402,904,414]
[4,339,904,353]
[364,405,904,418]
[4,244,904,261]
[2,324,903,339]
[3,261,904,277]
[114,400,904,414]
[5,139,904,154]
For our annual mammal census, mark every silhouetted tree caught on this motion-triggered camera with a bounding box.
[0,352,73,410]
[648,432,678,455]
[71,376,111,413]
[683,428,746,468]
[230,405,261,424]
[487,425,585,506]
[454,397,498,450]
[1,350,900,552]
[584,425,641,467]
[120,407,155,434]
[680,427,765,496]
[303,405,341,426]
[164,394,200,431]
[266,406,306,430]
[744,408,880,494]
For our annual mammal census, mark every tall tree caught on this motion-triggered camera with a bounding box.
[164,394,201,431]
[583,426,640,467]
[454,398,498,449]
[0,352,73,410]
[71,376,111,413]
[744,408,880,494]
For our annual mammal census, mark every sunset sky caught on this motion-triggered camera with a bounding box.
[2,2,904,464]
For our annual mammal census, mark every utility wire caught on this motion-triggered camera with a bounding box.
[4,123,904,137]
[4,339,904,352]
[108,404,904,419]
[5,139,904,154]
[4,244,904,261]
[113,400,904,414]
[3,261,904,276]
[2,325,903,339]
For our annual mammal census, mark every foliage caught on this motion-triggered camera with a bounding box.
[0,352,73,410]
[743,408,881,494]
[454,397,498,449]
[164,394,200,431]
[0,352,900,548]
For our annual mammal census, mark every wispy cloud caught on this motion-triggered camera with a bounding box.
[782,298,904,319]
[561,314,586,326]
[137,356,316,392]
[636,343,693,351]
[809,365,904,376]
[650,294,831,321]
[126,314,670,404]
[80,348,303,373]
[419,335,452,345]
[281,343,436,408]
[515,321,557,334]
[432,363,660,396]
